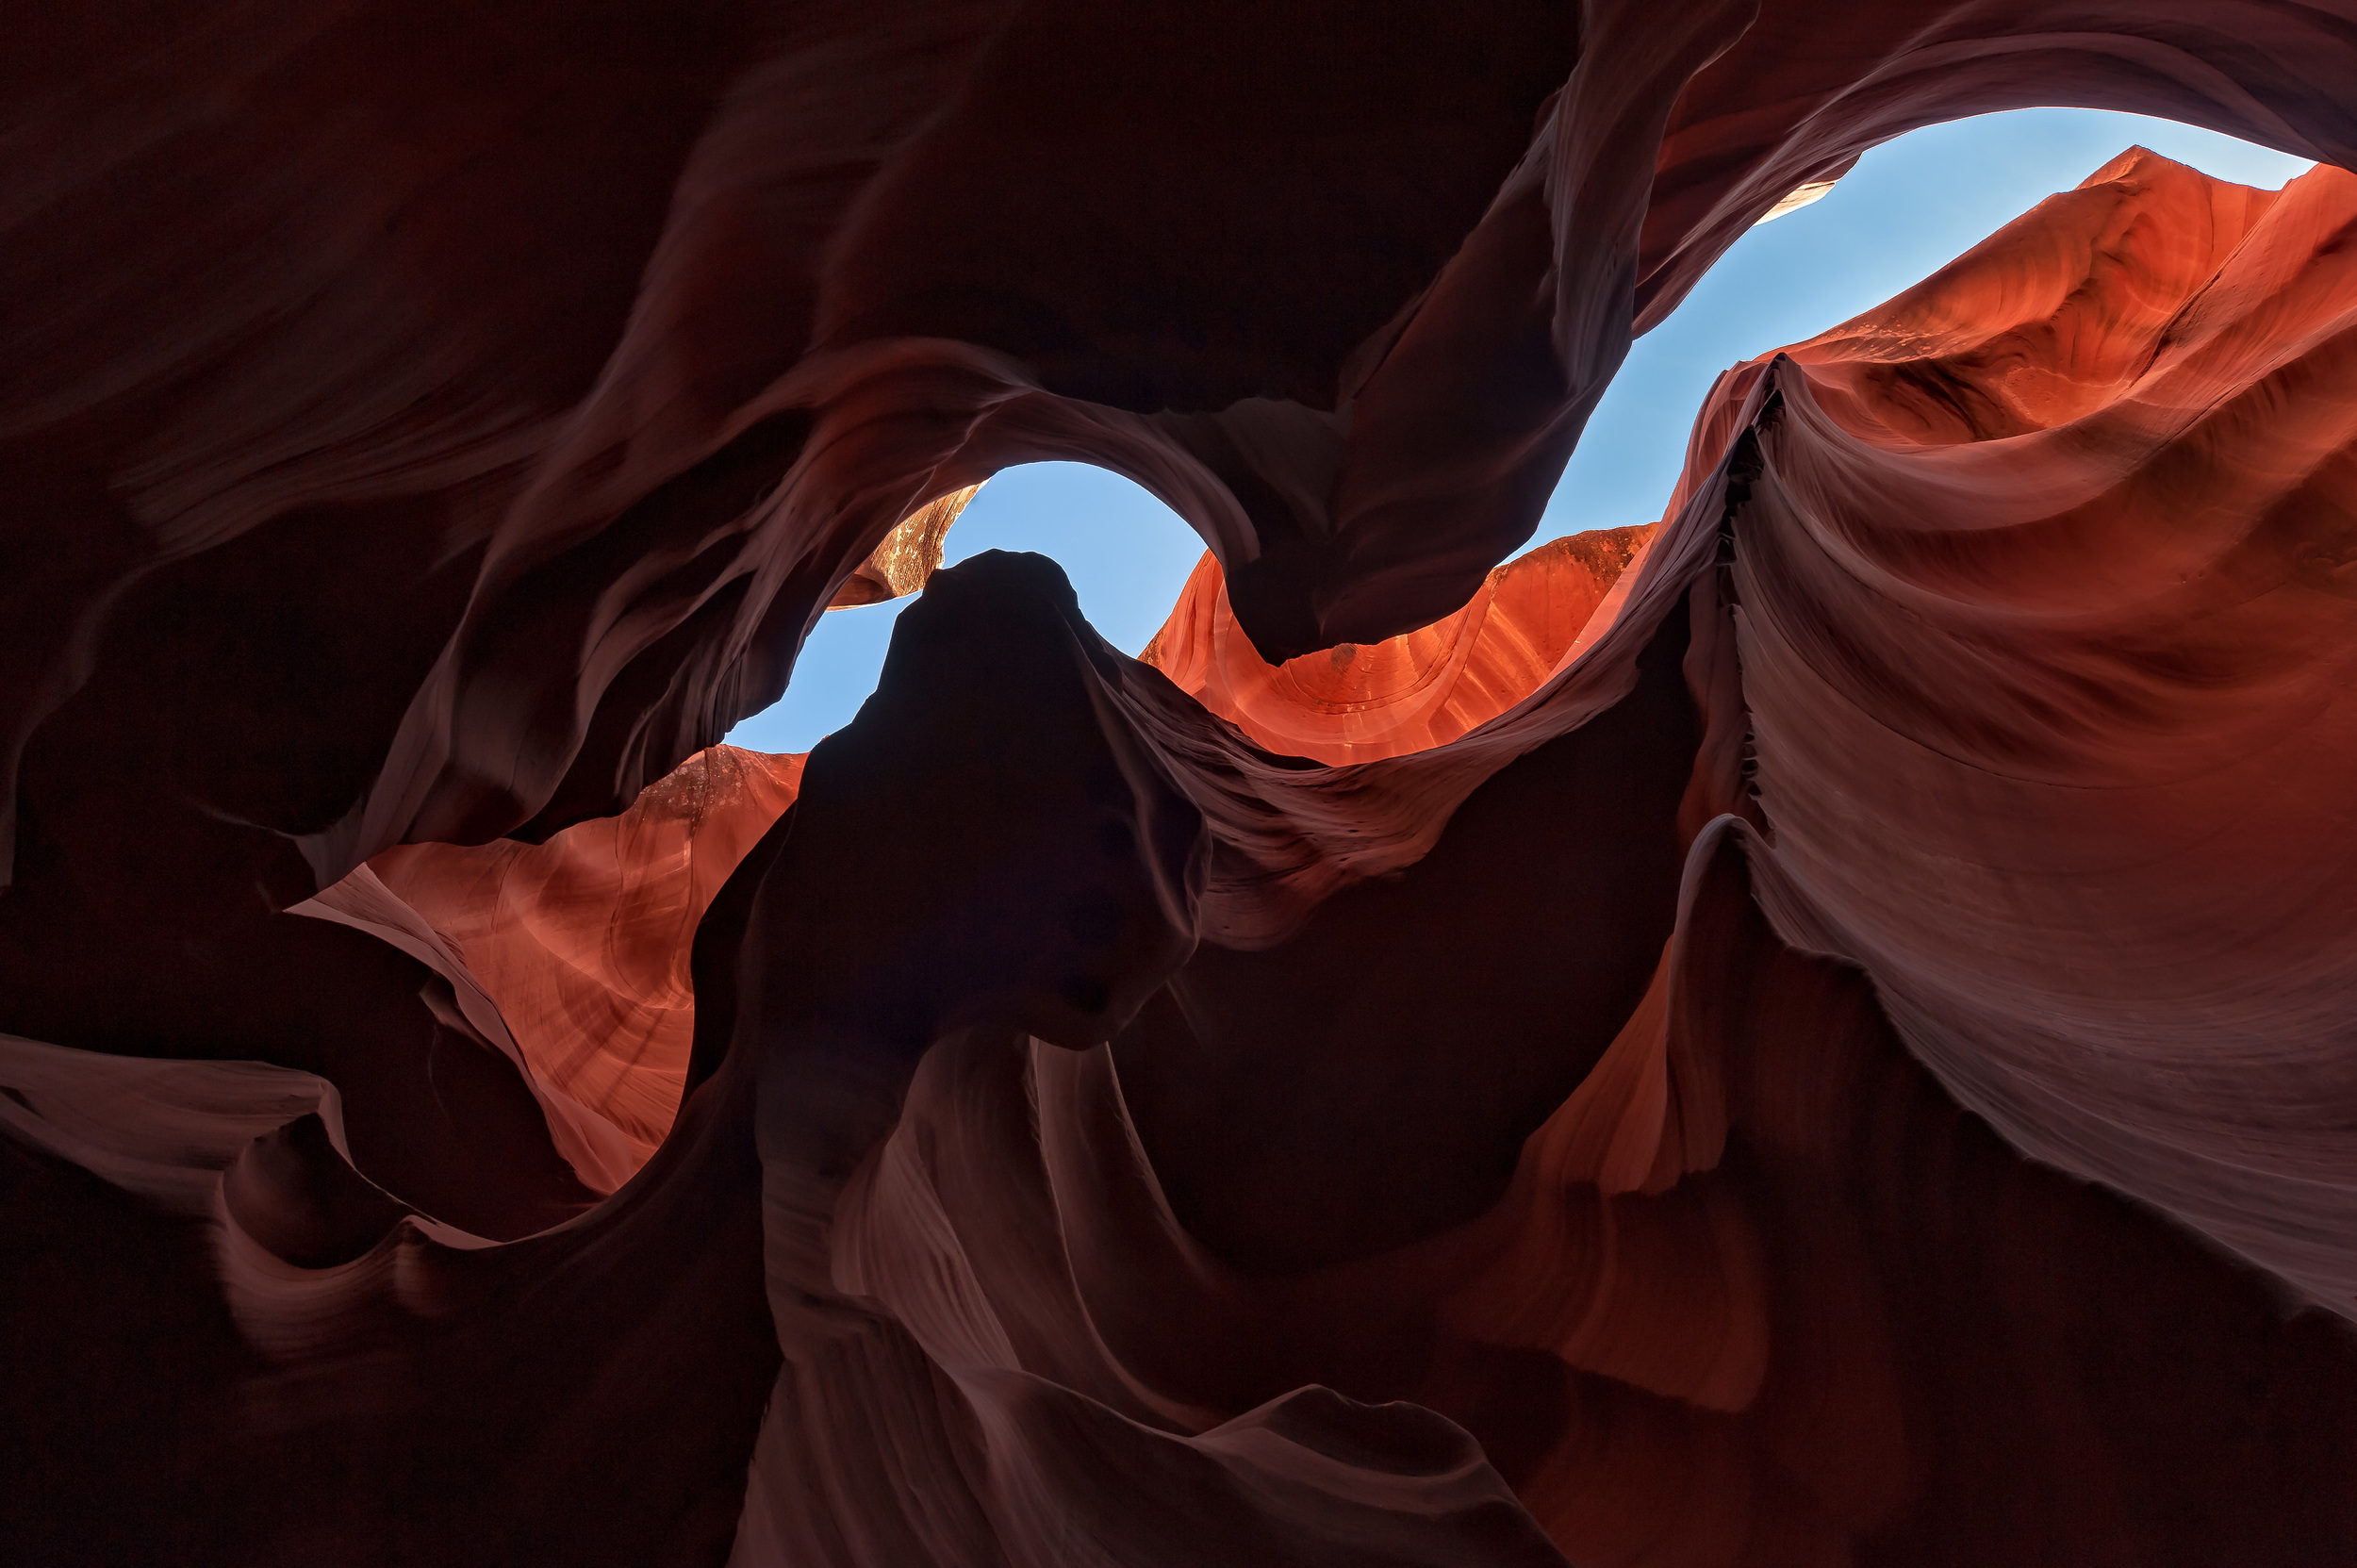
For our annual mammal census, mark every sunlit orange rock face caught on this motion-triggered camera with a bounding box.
[1146,526,1656,765]
[317,747,805,1185]
[11,4,2357,1564]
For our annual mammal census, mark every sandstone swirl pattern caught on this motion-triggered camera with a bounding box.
[8,6,2357,1564]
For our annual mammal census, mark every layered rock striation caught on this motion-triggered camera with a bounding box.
[9,6,2357,1563]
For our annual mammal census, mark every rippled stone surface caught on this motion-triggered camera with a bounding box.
[8,6,2357,1563]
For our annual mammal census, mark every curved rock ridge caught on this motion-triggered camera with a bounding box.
[1145,526,1656,766]
[6,0,2354,908]
[313,519,1652,1194]
[12,144,2357,1563]
[318,746,805,1185]
[9,3,2357,1561]
[1716,147,2357,1313]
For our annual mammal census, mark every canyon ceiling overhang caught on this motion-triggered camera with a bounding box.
[8,3,2357,1565]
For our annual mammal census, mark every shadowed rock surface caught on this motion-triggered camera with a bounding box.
[9,7,2357,1563]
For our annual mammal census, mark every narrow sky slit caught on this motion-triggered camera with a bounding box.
[727,108,2312,759]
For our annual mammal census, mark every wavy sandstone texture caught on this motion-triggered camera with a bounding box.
[9,4,2357,1564]
[1143,526,1656,766]
[315,746,807,1185]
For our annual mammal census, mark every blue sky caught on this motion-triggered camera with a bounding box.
[724,108,2314,755]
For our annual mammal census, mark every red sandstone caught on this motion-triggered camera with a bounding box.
[8,7,2357,1563]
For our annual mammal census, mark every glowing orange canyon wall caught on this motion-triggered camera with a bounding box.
[9,4,2357,1563]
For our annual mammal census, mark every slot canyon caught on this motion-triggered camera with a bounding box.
[9,3,2357,1563]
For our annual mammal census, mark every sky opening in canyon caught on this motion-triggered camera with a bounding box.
[723,105,2315,755]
